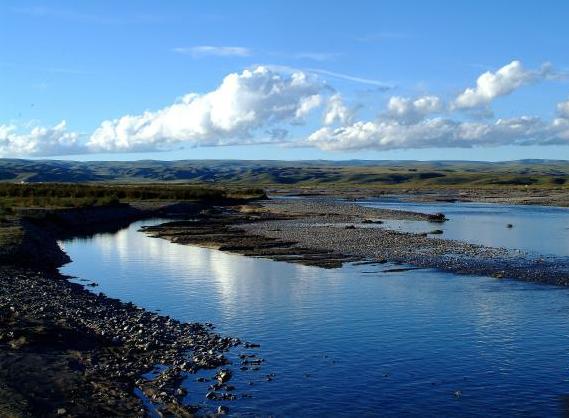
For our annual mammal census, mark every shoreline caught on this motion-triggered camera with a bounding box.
[0,201,263,417]
[0,265,257,416]
[145,198,569,285]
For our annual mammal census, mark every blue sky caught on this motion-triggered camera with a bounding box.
[1,0,569,161]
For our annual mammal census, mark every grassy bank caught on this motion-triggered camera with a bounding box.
[0,183,266,210]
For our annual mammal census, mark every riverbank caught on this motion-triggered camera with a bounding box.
[0,265,254,417]
[0,198,264,417]
[144,198,569,285]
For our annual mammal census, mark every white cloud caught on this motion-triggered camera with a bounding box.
[387,95,442,122]
[307,115,569,151]
[324,94,352,125]
[3,61,569,157]
[88,66,325,152]
[295,94,323,119]
[0,121,83,157]
[173,46,252,58]
[454,60,555,109]
[253,64,392,89]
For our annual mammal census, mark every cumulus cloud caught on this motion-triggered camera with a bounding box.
[453,60,555,109]
[307,115,569,151]
[87,66,326,152]
[296,94,323,119]
[307,95,569,152]
[386,95,442,122]
[0,121,83,157]
[173,46,252,57]
[323,94,352,125]
[3,61,569,157]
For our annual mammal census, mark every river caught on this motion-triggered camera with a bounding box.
[358,198,569,257]
[59,201,569,416]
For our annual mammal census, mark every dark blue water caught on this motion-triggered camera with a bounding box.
[358,198,569,257]
[59,212,569,417]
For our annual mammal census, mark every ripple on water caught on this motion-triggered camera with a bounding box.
[59,217,569,416]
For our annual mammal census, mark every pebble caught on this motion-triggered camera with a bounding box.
[217,405,229,414]
[237,199,569,284]
[0,265,260,417]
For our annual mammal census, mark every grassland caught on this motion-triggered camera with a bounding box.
[0,159,567,190]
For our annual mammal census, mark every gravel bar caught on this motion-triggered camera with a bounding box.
[240,199,569,284]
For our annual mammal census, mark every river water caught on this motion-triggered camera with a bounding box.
[59,202,569,417]
[358,198,569,257]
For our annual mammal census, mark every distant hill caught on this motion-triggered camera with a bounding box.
[0,159,568,188]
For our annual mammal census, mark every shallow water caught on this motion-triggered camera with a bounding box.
[59,213,569,417]
[358,198,569,257]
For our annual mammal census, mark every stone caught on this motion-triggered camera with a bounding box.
[216,369,232,383]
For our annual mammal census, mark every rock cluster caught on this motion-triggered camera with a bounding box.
[0,266,259,416]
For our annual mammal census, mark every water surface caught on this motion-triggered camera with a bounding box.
[358,198,569,257]
[59,214,569,416]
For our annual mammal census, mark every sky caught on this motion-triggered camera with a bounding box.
[1,0,569,161]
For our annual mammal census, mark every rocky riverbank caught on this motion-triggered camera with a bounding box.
[0,265,264,417]
[0,200,265,417]
[144,198,569,285]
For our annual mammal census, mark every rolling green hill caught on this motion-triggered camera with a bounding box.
[0,159,568,189]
